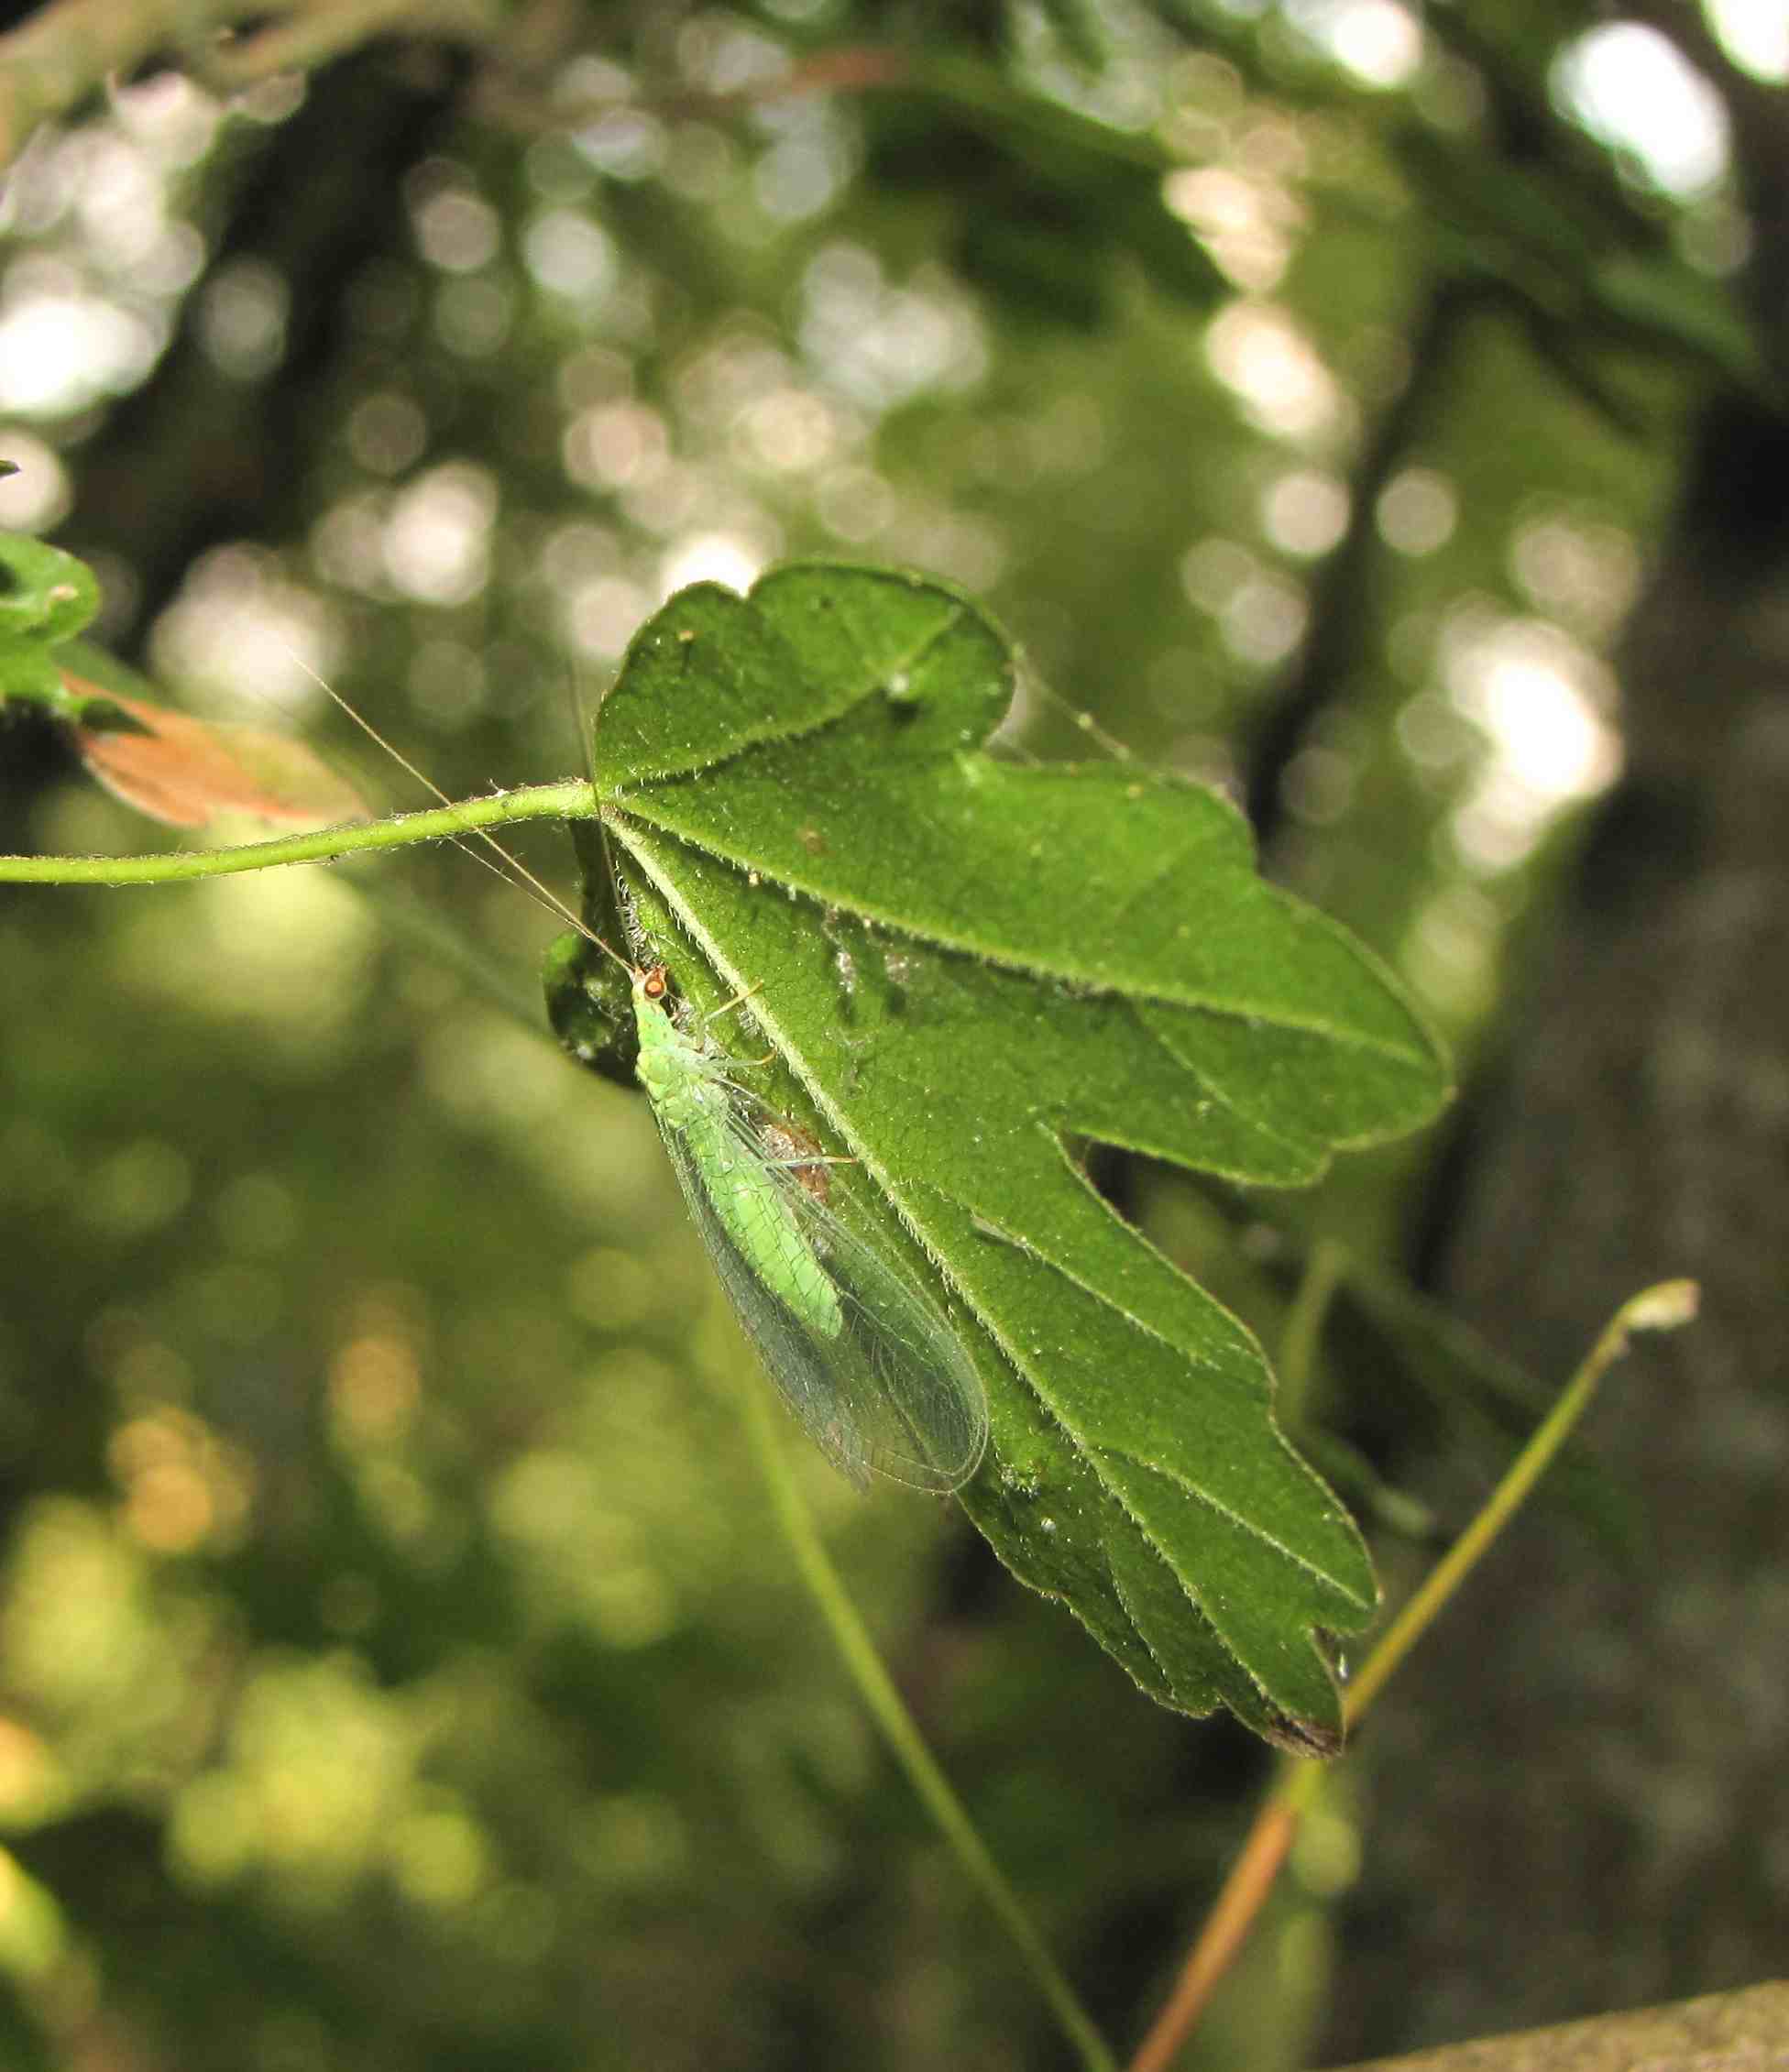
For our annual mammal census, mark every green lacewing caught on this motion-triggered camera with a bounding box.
[315,672,987,1493]
[621,957,988,1491]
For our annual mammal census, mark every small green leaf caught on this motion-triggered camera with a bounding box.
[0,534,103,704]
[0,533,101,642]
[587,562,1451,1749]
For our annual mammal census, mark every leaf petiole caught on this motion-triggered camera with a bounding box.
[0,780,598,885]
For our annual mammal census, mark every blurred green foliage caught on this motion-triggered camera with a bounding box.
[0,0,1755,2063]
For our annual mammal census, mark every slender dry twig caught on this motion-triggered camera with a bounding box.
[1125,1278,1698,2072]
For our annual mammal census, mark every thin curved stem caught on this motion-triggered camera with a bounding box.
[736,1374,1118,2072]
[1125,1276,1699,2072]
[0,781,596,884]
[1340,1277,1698,1729]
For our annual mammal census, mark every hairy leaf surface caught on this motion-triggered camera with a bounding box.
[578,562,1450,1749]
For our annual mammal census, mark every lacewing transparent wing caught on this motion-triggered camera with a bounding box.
[631,966,987,1493]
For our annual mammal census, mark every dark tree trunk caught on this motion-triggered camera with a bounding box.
[1326,49,1789,2061]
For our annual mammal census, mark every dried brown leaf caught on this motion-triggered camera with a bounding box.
[68,678,368,832]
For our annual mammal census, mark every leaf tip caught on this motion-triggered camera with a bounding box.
[1261,1707,1345,1760]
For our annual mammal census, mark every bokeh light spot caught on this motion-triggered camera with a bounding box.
[1555,25,1729,194]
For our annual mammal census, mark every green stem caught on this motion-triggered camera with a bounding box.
[0,782,596,884]
[1339,1275,1698,1730]
[737,1376,1118,2072]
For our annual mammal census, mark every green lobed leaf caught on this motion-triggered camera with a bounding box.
[581,562,1451,1750]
